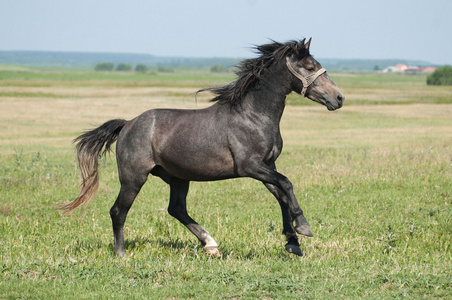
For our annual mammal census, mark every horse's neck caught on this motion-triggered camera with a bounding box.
[247,89,286,118]
[227,62,293,125]
[241,75,289,125]
[250,63,292,117]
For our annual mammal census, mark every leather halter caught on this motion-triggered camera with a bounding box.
[286,57,326,96]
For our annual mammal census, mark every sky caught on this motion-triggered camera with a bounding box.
[1,0,451,65]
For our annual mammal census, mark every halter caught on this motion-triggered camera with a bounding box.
[286,57,326,96]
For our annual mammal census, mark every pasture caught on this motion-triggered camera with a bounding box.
[0,67,451,299]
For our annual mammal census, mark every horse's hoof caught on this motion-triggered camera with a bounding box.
[115,251,127,259]
[204,246,222,258]
[285,243,303,256]
[295,224,313,237]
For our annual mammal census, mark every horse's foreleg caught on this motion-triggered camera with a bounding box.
[168,177,221,257]
[264,182,303,256]
[246,162,313,238]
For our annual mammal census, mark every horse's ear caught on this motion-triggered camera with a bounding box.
[305,38,312,51]
[299,38,306,50]
[293,39,306,57]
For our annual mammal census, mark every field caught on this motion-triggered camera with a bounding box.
[0,66,451,299]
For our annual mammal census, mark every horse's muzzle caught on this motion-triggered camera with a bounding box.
[326,93,345,111]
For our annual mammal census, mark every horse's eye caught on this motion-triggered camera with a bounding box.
[307,67,315,72]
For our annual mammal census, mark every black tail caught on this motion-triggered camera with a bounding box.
[59,119,127,214]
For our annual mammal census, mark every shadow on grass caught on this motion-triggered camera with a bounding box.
[124,237,191,251]
[70,236,193,256]
[71,236,296,261]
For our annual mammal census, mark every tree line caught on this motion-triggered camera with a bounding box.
[95,62,231,73]
[95,62,148,72]
[427,65,452,86]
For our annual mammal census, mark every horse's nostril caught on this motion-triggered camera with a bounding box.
[337,94,344,103]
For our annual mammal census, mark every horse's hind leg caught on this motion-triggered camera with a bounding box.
[167,177,221,257]
[110,176,147,257]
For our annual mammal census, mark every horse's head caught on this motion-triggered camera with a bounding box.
[287,39,344,111]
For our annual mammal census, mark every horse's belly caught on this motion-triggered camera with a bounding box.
[157,148,236,181]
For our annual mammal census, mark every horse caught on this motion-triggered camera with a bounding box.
[60,38,344,257]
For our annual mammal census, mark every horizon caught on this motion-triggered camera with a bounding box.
[0,49,438,65]
[2,0,452,65]
[0,50,439,72]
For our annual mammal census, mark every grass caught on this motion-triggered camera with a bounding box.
[0,67,451,299]
[0,66,234,88]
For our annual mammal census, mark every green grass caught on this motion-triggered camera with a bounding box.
[287,72,452,106]
[1,67,451,299]
[0,67,234,88]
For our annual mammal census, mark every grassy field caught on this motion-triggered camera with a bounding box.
[0,66,451,299]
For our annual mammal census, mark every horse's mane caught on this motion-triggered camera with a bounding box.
[198,40,310,106]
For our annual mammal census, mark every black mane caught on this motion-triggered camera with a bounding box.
[199,40,310,106]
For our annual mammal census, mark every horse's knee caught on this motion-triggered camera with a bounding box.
[110,205,121,221]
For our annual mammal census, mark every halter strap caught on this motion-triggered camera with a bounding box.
[285,57,326,95]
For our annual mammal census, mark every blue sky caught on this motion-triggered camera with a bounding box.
[2,0,451,64]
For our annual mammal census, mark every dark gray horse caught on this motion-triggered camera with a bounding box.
[61,39,344,257]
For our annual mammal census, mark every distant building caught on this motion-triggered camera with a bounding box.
[395,64,408,72]
[383,63,436,73]
[406,67,425,72]
[422,67,436,73]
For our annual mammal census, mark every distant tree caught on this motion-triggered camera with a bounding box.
[116,63,132,72]
[427,65,452,86]
[135,64,148,73]
[373,65,380,71]
[210,64,227,73]
[94,62,114,71]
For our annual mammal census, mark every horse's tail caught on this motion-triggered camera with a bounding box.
[59,119,127,215]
